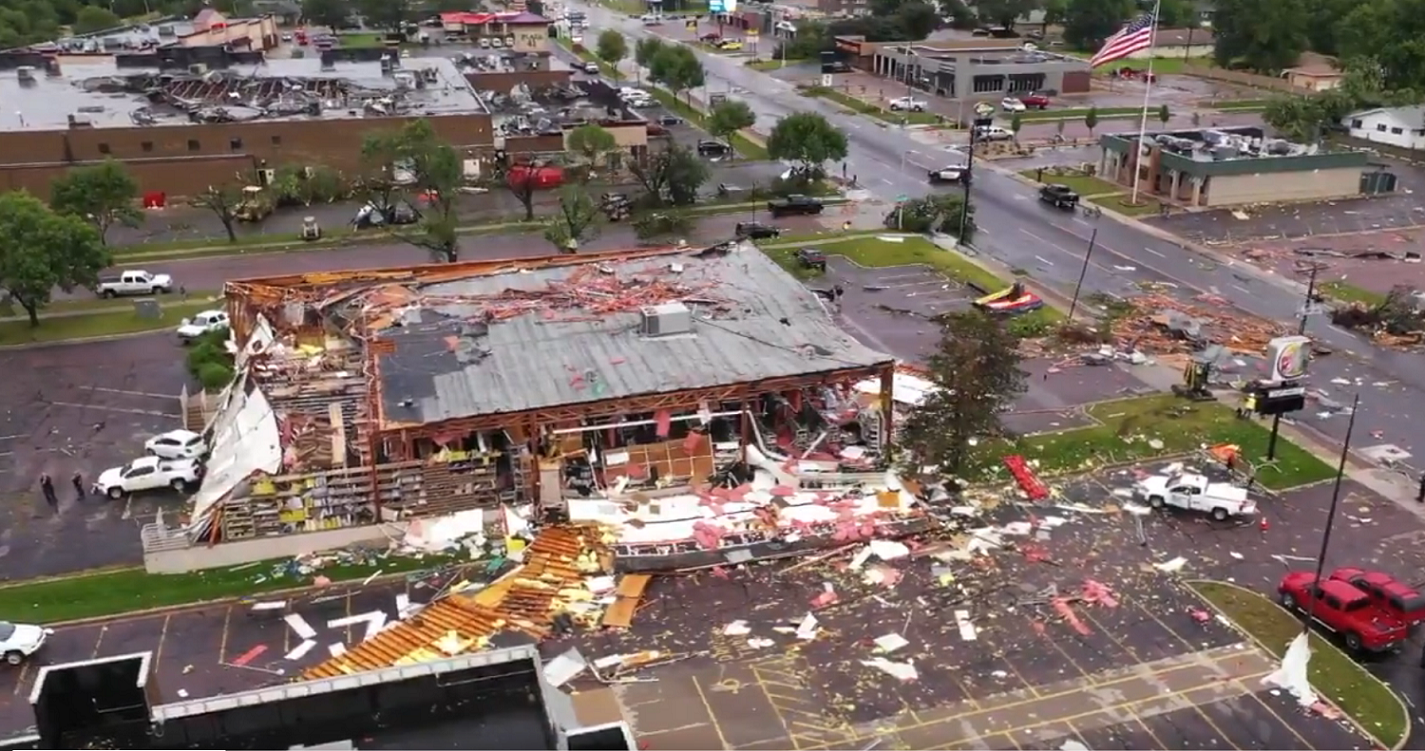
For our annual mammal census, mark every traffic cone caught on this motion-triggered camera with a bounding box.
[1259,516,1270,532]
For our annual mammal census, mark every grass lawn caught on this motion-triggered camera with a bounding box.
[1019,106,1146,123]
[339,32,385,48]
[1214,99,1271,111]
[1191,581,1408,749]
[1319,280,1386,306]
[804,86,947,126]
[0,299,219,346]
[745,58,800,71]
[1098,194,1166,216]
[645,86,770,160]
[18,291,221,317]
[964,394,1336,489]
[1091,56,1192,76]
[759,235,1061,332]
[1020,169,1120,197]
[0,553,469,623]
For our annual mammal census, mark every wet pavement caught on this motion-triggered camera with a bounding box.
[1207,227,1425,297]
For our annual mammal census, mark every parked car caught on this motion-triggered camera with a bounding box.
[1038,183,1079,210]
[1134,471,1256,521]
[888,96,926,112]
[824,60,851,73]
[1019,93,1051,109]
[796,247,827,271]
[735,222,781,239]
[96,270,174,298]
[928,165,969,184]
[0,621,52,665]
[94,456,203,499]
[697,139,732,159]
[1328,568,1425,627]
[699,32,722,43]
[1278,572,1409,652]
[176,310,230,342]
[767,195,825,217]
[581,61,600,74]
[974,125,1014,141]
[718,40,743,51]
[144,429,208,460]
[1000,96,1026,112]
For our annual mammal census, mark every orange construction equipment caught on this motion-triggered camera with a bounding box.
[1003,454,1049,500]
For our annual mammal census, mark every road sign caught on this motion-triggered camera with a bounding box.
[821,73,832,86]
[895,194,908,203]
[973,101,994,117]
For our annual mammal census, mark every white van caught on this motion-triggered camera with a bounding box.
[640,13,662,24]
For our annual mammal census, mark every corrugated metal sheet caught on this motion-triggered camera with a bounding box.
[302,527,603,679]
[375,244,893,424]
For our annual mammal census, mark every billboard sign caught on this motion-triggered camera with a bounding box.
[1265,335,1310,383]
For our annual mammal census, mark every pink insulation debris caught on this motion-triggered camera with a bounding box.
[1052,597,1091,635]
[1081,579,1118,608]
[770,485,797,497]
[691,521,728,550]
[810,588,840,609]
[653,410,673,438]
[683,431,705,452]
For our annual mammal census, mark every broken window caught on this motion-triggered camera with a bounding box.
[230,137,244,151]
[141,141,154,152]
[187,139,201,151]
[97,143,111,155]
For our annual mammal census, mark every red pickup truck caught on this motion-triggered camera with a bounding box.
[1329,567,1425,627]
[1018,93,1050,109]
[1278,572,1409,652]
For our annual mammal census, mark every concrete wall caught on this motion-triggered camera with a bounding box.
[1204,166,1363,206]
[142,521,403,573]
[0,114,493,199]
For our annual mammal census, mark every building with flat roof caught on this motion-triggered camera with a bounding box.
[1098,126,1377,207]
[0,53,492,199]
[834,37,1092,101]
[10,646,633,749]
[140,242,907,573]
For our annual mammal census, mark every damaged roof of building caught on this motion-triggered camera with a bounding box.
[295,243,892,427]
[0,55,485,131]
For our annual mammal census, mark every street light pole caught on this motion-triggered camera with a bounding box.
[957,124,977,243]
[1068,228,1097,320]
[1299,392,1361,634]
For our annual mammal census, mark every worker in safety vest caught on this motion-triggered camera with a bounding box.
[1240,394,1257,419]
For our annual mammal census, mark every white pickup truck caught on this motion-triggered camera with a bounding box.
[96,270,174,298]
[889,96,927,112]
[1135,471,1256,521]
[93,456,202,499]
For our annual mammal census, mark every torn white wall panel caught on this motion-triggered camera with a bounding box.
[853,370,937,407]
[185,369,283,539]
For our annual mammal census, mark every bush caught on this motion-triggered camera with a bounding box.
[185,328,234,379]
[197,362,235,392]
[633,211,695,240]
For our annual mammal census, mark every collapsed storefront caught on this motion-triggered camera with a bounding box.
[144,243,911,573]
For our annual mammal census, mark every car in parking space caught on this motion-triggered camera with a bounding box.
[1328,567,1425,627]
[700,32,722,43]
[796,247,827,271]
[927,165,968,184]
[1038,183,1079,210]
[1000,96,1026,112]
[93,456,204,499]
[580,61,600,74]
[767,194,824,217]
[0,621,51,665]
[888,96,926,112]
[974,124,1014,141]
[145,429,208,460]
[735,221,781,239]
[1278,572,1409,652]
[717,40,743,51]
[824,60,852,73]
[1019,93,1051,109]
[697,139,732,159]
[176,309,229,342]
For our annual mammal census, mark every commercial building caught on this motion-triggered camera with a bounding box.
[1282,51,1343,92]
[0,52,492,199]
[1343,106,1425,152]
[1126,27,1213,59]
[439,11,553,53]
[140,242,913,573]
[9,647,633,749]
[833,37,1092,100]
[1098,126,1377,207]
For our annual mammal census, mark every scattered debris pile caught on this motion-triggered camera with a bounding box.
[1108,294,1285,356]
[1329,285,1425,347]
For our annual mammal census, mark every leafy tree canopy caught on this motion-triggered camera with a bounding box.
[767,112,849,170]
[0,190,110,327]
[1211,0,1309,73]
[1062,0,1131,51]
[49,160,142,245]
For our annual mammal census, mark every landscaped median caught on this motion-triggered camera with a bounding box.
[0,552,466,624]
[642,85,770,160]
[963,393,1337,489]
[799,85,947,127]
[1020,168,1167,217]
[1190,580,1410,749]
[0,296,220,347]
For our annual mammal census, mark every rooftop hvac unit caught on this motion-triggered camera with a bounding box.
[158,24,176,36]
[1211,146,1238,160]
[188,63,207,75]
[640,302,693,337]
[15,66,34,82]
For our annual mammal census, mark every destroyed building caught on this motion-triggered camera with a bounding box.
[1098,126,1381,207]
[0,54,492,199]
[141,242,913,575]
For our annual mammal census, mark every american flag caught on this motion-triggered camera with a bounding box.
[1090,12,1157,68]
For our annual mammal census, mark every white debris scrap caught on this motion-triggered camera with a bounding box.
[723,620,751,636]
[861,657,918,682]
[543,648,588,688]
[869,539,910,561]
[1060,741,1090,751]
[795,613,820,640]
[874,633,909,654]
[1262,632,1318,707]
[1154,556,1188,573]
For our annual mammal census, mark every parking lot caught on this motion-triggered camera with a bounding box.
[0,577,447,736]
[0,334,189,580]
[552,456,1379,750]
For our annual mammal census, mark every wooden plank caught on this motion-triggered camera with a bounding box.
[603,574,653,629]
[329,401,347,467]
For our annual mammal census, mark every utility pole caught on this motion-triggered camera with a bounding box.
[1068,228,1097,320]
[957,125,976,242]
[1299,392,1361,634]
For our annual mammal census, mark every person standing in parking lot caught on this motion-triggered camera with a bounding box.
[39,473,57,512]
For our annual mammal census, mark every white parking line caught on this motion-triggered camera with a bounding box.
[1143,246,1167,258]
[47,402,179,419]
[78,386,176,400]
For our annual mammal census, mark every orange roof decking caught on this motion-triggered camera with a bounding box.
[303,526,606,679]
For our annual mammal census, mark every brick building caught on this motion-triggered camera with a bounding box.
[0,53,493,200]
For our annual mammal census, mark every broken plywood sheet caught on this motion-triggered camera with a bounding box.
[601,574,653,629]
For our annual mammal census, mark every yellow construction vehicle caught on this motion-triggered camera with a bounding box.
[235,185,275,223]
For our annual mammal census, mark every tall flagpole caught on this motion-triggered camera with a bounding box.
[1129,0,1162,206]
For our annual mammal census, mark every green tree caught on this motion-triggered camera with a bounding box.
[1062,0,1131,51]
[940,0,978,29]
[543,186,601,253]
[634,37,665,83]
[1338,0,1425,95]
[1155,0,1197,27]
[1157,103,1171,125]
[73,5,120,35]
[767,112,849,174]
[897,310,1026,475]
[49,160,142,245]
[191,184,244,243]
[1083,106,1099,137]
[895,0,940,39]
[0,190,110,328]
[567,123,620,170]
[355,0,410,31]
[649,45,705,104]
[1041,0,1068,33]
[596,29,628,73]
[973,0,1038,30]
[1009,112,1023,141]
[302,0,352,31]
[1211,0,1309,73]
[1303,0,1356,57]
[628,143,709,207]
[632,210,695,241]
[1261,88,1358,142]
[360,119,464,262]
[887,193,976,240]
[706,99,756,152]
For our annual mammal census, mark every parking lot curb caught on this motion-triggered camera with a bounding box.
[0,328,173,351]
[1185,578,1411,751]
